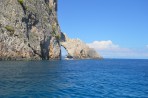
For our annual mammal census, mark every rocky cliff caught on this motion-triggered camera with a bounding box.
[0,0,102,60]
[0,0,61,60]
[60,33,102,59]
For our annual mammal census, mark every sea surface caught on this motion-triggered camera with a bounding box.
[0,59,148,98]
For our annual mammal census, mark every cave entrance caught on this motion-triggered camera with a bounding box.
[61,46,68,60]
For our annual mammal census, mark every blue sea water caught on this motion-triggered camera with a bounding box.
[0,59,148,98]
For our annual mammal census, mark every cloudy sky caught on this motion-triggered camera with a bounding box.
[58,0,148,59]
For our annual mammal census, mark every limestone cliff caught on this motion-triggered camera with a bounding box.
[0,0,102,60]
[60,33,102,59]
[0,0,61,60]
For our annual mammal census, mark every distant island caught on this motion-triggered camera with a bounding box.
[0,0,102,60]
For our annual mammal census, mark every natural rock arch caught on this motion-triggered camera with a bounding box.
[60,33,102,59]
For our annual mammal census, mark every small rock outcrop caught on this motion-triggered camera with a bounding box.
[60,33,102,59]
[0,0,61,60]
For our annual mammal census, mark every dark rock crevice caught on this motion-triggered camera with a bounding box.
[44,0,49,4]
[22,13,39,39]
[28,43,42,58]
[17,0,27,15]
[40,36,51,60]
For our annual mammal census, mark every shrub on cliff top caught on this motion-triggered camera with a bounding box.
[55,34,61,40]
[5,25,15,32]
[18,0,24,4]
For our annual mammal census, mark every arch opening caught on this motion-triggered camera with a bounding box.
[61,46,68,60]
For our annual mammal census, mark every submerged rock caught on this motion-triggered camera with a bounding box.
[0,0,61,60]
[60,33,102,59]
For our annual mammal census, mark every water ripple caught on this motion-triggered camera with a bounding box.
[0,59,148,97]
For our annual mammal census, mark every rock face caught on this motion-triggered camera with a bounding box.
[0,0,61,60]
[60,33,102,59]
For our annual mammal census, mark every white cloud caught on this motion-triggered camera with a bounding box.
[87,40,119,50]
[87,40,148,59]
[87,40,129,51]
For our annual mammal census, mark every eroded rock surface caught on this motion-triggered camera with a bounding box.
[60,33,102,59]
[0,0,61,60]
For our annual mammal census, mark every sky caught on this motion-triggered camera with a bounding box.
[58,0,148,59]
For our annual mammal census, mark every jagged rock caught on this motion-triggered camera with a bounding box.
[0,0,61,60]
[60,33,102,59]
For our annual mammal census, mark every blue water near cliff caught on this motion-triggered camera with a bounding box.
[0,59,148,98]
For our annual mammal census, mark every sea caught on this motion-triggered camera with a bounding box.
[0,59,148,98]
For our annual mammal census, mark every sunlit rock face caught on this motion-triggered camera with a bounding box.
[60,33,102,59]
[0,0,61,60]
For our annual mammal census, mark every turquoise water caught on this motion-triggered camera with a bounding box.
[0,59,148,98]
